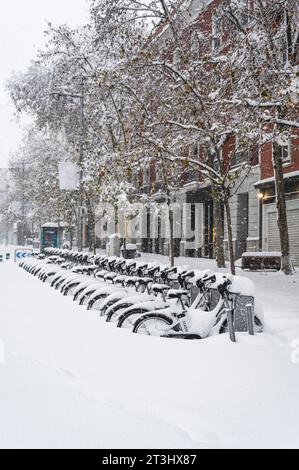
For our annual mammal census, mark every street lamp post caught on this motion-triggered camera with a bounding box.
[21,160,26,246]
[51,77,85,252]
[9,160,27,246]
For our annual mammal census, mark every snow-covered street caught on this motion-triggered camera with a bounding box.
[1,255,299,449]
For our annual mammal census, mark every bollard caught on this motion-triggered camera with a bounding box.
[6,253,10,261]
[246,304,255,336]
[0,255,3,263]
[226,309,236,343]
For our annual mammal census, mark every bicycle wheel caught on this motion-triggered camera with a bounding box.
[106,307,124,322]
[64,282,81,296]
[133,313,174,335]
[87,294,106,311]
[117,308,149,329]
[219,316,263,334]
[73,288,85,301]
[79,292,94,306]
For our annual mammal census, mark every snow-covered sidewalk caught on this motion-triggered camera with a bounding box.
[0,257,299,448]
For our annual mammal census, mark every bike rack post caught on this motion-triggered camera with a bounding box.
[246,303,255,336]
[226,309,236,343]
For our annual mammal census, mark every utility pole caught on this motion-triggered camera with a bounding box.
[51,76,85,252]
[78,77,84,252]
[21,160,26,246]
[5,183,9,246]
[9,161,26,246]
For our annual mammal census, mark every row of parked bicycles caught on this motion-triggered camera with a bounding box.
[19,247,264,339]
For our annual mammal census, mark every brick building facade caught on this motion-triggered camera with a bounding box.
[134,0,299,266]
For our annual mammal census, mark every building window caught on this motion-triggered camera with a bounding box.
[172,47,180,66]
[274,137,292,165]
[231,143,259,168]
[156,164,163,182]
[191,204,196,231]
[189,143,199,161]
[248,144,260,166]
[212,12,222,51]
[239,0,256,25]
[186,144,199,182]
[281,38,288,65]
[279,142,291,165]
[190,31,199,62]
[131,170,138,189]
[190,31,205,62]
[143,166,150,185]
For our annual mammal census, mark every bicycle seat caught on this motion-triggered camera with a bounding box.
[126,260,136,267]
[104,272,118,281]
[137,264,148,276]
[181,270,195,279]
[167,289,189,299]
[113,275,127,285]
[151,284,171,294]
[148,266,160,276]
[115,259,124,268]
[137,277,153,286]
[125,276,140,287]
[95,270,108,279]
[165,266,177,275]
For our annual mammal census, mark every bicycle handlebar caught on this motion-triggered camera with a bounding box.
[217,279,232,297]
[196,274,216,289]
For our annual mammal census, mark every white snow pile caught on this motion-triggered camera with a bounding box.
[0,252,299,449]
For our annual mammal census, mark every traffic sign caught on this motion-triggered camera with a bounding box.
[14,249,34,262]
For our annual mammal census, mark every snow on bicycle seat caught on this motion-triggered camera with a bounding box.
[137,277,153,285]
[95,270,108,278]
[104,272,118,281]
[151,284,171,293]
[87,265,99,271]
[113,275,127,284]
[167,289,189,299]
[125,276,140,285]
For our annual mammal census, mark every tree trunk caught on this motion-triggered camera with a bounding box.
[93,224,96,255]
[69,227,73,250]
[212,184,225,268]
[88,216,96,254]
[273,142,294,275]
[224,198,236,276]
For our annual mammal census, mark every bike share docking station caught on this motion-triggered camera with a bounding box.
[0,253,11,263]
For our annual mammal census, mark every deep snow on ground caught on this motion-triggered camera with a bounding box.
[0,247,299,449]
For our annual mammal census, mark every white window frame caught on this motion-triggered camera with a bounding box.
[156,163,163,182]
[189,143,199,161]
[143,165,150,185]
[274,137,292,166]
[212,11,223,51]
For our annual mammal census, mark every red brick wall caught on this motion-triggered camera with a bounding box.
[223,135,236,172]
[261,130,299,180]
[150,160,156,187]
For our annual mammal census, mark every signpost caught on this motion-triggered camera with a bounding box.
[58,162,79,191]
[14,248,34,262]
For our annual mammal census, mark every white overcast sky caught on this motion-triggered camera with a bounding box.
[0,0,90,167]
